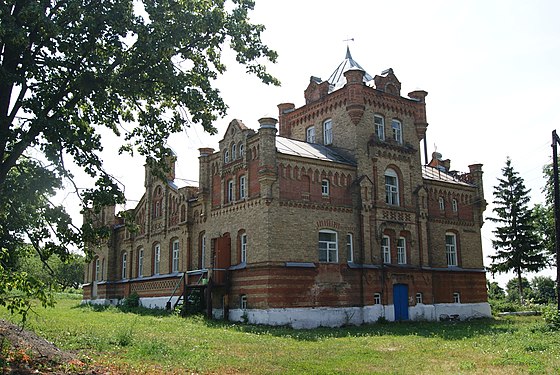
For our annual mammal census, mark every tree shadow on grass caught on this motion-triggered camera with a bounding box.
[202,316,524,342]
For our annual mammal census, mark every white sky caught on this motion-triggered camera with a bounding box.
[57,0,560,287]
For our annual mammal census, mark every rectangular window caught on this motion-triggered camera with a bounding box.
[154,244,161,275]
[319,230,338,263]
[201,235,206,269]
[138,249,144,277]
[439,197,445,210]
[306,127,315,143]
[453,292,461,303]
[321,179,330,196]
[121,252,127,279]
[374,293,381,305]
[172,240,180,273]
[452,199,458,213]
[445,234,457,266]
[95,258,100,281]
[239,175,247,200]
[391,119,402,144]
[382,236,391,263]
[241,233,247,263]
[227,180,234,202]
[323,119,333,145]
[240,294,247,310]
[374,115,385,140]
[416,292,423,304]
[385,172,399,206]
[346,233,354,263]
[397,237,406,264]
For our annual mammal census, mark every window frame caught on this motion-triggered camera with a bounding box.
[172,239,180,273]
[306,126,315,143]
[323,119,333,145]
[95,258,100,281]
[385,169,400,206]
[391,119,402,144]
[374,115,385,140]
[227,179,234,202]
[397,237,406,264]
[239,144,244,158]
[224,150,229,163]
[318,229,338,263]
[121,252,127,279]
[321,179,330,196]
[240,233,247,263]
[138,248,144,278]
[374,293,382,305]
[439,197,445,211]
[452,198,458,213]
[239,175,247,200]
[382,235,391,264]
[231,144,236,160]
[416,292,423,304]
[346,233,354,263]
[154,243,161,275]
[445,233,458,267]
[240,294,247,310]
[201,235,206,269]
[453,292,461,303]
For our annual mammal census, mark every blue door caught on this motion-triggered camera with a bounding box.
[393,284,409,321]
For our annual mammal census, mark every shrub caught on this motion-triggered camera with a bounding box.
[542,305,560,330]
[121,292,140,308]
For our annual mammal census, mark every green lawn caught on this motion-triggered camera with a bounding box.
[2,298,560,374]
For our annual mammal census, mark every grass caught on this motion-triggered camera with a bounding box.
[2,297,560,374]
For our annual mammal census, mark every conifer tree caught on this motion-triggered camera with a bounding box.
[489,158,548,304]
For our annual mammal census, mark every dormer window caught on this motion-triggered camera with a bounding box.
[306,126,315,143]
[391,119,402,144]
[374,115,385,140]
[323,119,333,145]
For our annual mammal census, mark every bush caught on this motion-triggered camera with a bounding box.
[542,305,560,330]
[121,292,140,308]
[489,299,524,314]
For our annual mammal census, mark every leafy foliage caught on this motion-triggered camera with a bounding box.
[0,0,278,319]
[530,276,557,305]
[488,158,548,304]
[487,281,506,300]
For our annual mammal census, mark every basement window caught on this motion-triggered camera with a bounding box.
[453,292,461,303]
[374,293,382,305]
[240,294,247,310]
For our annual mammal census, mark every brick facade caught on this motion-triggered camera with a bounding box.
[83,50,490,326]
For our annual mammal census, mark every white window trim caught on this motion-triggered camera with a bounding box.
[453,292,461,303]
[382,235,391,263]
[416,292,423,304]
[240,233,247,263]
[391,119,402,144]
[321,179,330,196]
[346,233,354,263]
[446,233,458,267]
[439,197,445,210]
[239,144,244,158]
[224,150,229,163]
[319,229,338,263]
[239,175,247,200]
[374,115,385,141]
[227,180,234,202]
[452,199,458,213]
[374,293,382,305]
[240,294,247,310]
[231,144,236,160]
[172,240,180,273]
[121,252,127,279]
[306,126,315,143]
[138,248,144,278]
[323,119,333,145]
[385,169,399,206]
[154,244,161,275]
[397,237,406,265]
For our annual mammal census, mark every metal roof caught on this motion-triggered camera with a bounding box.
[422,165,474,187]
[327,47,373,93]
[276,137,356,165]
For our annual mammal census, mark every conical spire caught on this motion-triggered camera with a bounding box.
[327,47,372,93]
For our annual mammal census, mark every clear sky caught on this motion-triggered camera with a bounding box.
[58,0,560,286]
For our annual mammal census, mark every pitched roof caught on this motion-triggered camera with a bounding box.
[327,47,373,93]
[276,137,356,165]
[422,165,474,187]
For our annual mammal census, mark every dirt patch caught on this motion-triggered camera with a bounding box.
[0,319,106,374]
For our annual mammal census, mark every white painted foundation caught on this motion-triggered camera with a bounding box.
[82,296,180,310]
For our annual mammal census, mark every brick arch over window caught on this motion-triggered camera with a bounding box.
[384,166,403,206]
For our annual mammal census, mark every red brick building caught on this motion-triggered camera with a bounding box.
[83,48,490,328]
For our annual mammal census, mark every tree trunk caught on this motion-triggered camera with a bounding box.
[517,268,524,305]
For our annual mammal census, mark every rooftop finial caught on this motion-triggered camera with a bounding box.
[343,38,354,59]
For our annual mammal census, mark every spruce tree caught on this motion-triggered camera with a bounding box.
[489,158,548,304]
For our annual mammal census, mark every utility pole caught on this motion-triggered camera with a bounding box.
[551,130,560,311]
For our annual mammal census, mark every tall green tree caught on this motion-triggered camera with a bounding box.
[489,158,548,304]
[532,161,557,261]
[0,0,279,320]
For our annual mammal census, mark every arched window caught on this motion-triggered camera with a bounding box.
[382,235,391,263]
[439,197,445,211]
[239,144,244,158]
[323,119,333,145]
[445,233,458,266]
[171,239,180,273]
[240,232,247,263]
[385,169,399,206]
[227,179,234,202]
[346,233,354,263]
[138,248,144,277]
[199,232,206,269]
[94,257,100,281]
[239,175,247,199]
[153,185,163,218]
[452,199,458,213]
[231,144,237,160]
[153,243,161,275]
[397,237,406,264]
[121,252,127,279]
[224,150,230,163]
[318,229,338,263]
